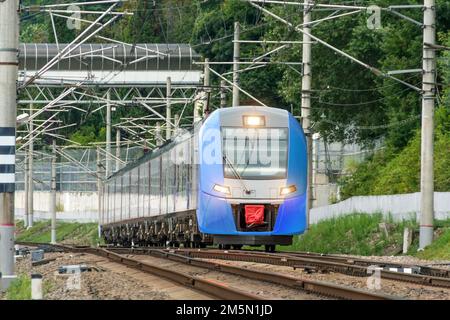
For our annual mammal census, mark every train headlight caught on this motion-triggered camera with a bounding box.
[243,115,265,127]
[213,184,231,195]
[280,185,297,196]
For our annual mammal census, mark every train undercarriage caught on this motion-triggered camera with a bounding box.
[101,209,292,251]
[101,210,213,248]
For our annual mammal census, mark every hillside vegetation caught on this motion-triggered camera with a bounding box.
[339,32,450,199]
[19,0,450,153]
[280,214,450,260]
[15,220,100,246]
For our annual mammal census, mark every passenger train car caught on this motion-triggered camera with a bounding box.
[100,106,308,250]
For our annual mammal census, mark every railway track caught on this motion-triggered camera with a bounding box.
[100,247,450,289]
[21,241,450,288]
[16,242,258,300]
[16,242,399,300]
[273,250,450,278]
[186,249,450,288]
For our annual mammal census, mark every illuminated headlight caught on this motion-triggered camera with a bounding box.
[280,185,297,196]
[213,184,231,195]
[243,115,265,127]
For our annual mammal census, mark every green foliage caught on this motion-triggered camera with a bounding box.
[17,1,450,150]
[69,125,105,145]
[339,29,450,198]
[415,220,450,260]
[5,275,31,300]
[5,274,53,300]
[16,220,101,246]
[20,23,48,43]
[339,151,392,200]
[339,126,450,198]
[278,213,417,255]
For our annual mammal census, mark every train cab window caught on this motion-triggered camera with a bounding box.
[222,127,288,180]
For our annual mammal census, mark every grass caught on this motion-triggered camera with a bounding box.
[274,213,450,260]
[5,275,31,300]
[278,213,418,256]
[415,220,450,260]
[15,220,101,246]
[5,274,53,300]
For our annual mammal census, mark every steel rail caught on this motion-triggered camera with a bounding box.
[17,242,398,299]
[104,247,400,300]
[170,249,450,289]
[92,244,450,279]
[15,242,261,300]
[275,250,450,279]
[17,242,450,289]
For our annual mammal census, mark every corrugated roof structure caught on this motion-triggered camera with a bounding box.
[18,43,202,86]
[19,43,200,71]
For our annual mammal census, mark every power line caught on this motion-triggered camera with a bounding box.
[316,114,421,130]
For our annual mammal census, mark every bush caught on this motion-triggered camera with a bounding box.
[339,111,450,199]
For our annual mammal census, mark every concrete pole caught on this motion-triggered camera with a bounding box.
[419,0,436,249]
[50,140,57,244]
[220,80,227,108]
[28,104,34,228]
[166,77,172,140]
[96,147,103,238]
[174,114,179,137]
[115,129,121,172]
[301,1,313,229]
[312,133,320,207]
[193,95,202,124]
[0,0,19,284]
[232,22,240,107]
[24,154,29,227]
[31,274,43,300]
[106,90,111,178]
[155,122,163,147]
[203,58,210,117]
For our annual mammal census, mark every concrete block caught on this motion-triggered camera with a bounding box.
[403,227,413,254]
[0,275,18,292]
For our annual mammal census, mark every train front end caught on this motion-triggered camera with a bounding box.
[198,106,308,247]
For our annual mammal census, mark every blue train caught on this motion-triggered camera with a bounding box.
[100,106,307,251]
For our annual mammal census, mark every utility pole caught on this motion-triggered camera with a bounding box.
[24,153,28,227]
[96,147,103,239]
[174,114,180,136]
[193,95,202,124]
[106,90,111,178]
[233,21,240,107]
[50,140,57,244]
[28,104,34,228]
[203,58,210,117]
[301,0,313,229]
[0,0,19,288]
[155,122,163,147]
[220,80,227,108]
[166,77,172,140]
[419,0,436,249]
[115,129,121,172]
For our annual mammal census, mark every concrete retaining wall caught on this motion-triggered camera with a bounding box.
[15,191,98,223]
[310,192,450,224]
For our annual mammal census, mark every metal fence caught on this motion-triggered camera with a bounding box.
[15,146,145,192]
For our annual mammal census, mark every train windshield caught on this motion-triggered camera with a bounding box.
[221,127,288,180]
